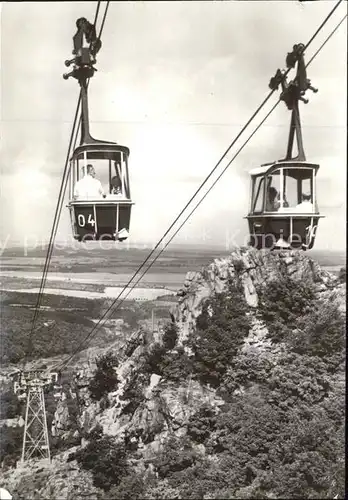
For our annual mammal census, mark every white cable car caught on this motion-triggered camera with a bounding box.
[246,44,324,250]
[63,17,134,242]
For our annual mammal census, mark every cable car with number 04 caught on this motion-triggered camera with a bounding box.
[246,44,324,250]
[63,17,134,242]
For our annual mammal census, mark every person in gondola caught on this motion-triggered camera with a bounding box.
[111,175,122,195]
[74,164,105,199]
[295,193,313,212]
[266,186,280,211]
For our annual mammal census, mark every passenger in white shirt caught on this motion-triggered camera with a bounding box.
[295,194,313,212]
[74,164,105,200]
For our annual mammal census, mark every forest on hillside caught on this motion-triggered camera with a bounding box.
[0,290,173,365]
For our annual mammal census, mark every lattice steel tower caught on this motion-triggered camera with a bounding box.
[14,370,60,463]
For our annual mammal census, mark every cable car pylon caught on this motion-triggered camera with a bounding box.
[63,15,134,243]
[10,369,62,464]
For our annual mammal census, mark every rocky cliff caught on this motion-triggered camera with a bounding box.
[1,248,345,500]
[173,247,341,341]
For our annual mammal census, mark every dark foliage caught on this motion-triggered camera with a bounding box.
[152,436,199,480]
[0,304,106,365]
[103,475,146,500]
[162,322,179,350]
[142,343,167,376]
[0,293,151,365]
[187,404,217,444]
[69,433,129,491]
[188,281,251,387]
[257,276,345,370]
[0,391,21,419]
[89,353,119,401]
[142,343,192,383]
[338,267,346,283]
[288,298,345,363]
[134,274,345,499]
[257,277,316,343]
[0,425,23,467]
[2,255,344,498]
[119,374,147,416]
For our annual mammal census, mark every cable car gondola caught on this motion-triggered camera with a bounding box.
[246,44,324,250]
[63,17,134,242]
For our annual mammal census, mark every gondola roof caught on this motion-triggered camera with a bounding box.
[249,160,320,176]
[71,142,130,159]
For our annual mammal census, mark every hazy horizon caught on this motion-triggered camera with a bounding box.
[1,239,346,256]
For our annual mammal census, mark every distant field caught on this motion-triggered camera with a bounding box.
[0,247,227,291]
[0,246,230,273]
[0,271,186,292]
[307,249,346,267]
[1,246,345,295]
[3,286,176,302]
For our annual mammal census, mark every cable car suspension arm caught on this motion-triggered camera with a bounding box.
[63,2,110,145]
[269,42,319,161]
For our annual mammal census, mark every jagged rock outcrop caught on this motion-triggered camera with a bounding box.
[173,247,339,343]
[0,453,102,500]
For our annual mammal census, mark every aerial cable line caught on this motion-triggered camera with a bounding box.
[306,13,347,67]
[26,1,109,361]
[98,1,110,36]
[26,98,82,359]
[94,1,101,27]
[54,1,345,372]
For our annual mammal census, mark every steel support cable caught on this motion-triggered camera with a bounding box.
[94,1,101,26]
[54,1,345,372]
[98,1,110,37]
[26,96,82,359]
[306,13,347,67]
[30,1,110,338]
[26,0,106,360]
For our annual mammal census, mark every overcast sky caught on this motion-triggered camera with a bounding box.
[1,1,346,251]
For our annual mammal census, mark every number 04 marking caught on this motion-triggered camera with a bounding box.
[88,214,95,226]
[77,214,85,227]
[77,214,95,227]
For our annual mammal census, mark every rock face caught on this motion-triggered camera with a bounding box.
[60,248,340,447]
[2,247,344,499]
[1,454,102,500]
[173,247,338,343]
